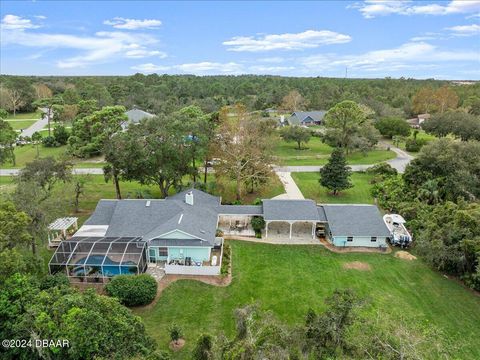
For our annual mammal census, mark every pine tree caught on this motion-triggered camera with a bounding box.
[319,148,353,195]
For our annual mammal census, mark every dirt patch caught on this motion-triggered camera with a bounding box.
[395,251,417,261]
[169,339,185,351]
[343,261,371,271]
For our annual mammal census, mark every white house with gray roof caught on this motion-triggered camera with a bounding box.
[122,108,155,130]
[50,189,390,280]
[287,111,326,126]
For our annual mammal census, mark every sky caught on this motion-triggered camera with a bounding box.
[1,0,479,79]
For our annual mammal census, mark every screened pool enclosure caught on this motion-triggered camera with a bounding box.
[49,237,148,283]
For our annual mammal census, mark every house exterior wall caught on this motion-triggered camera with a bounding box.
[167,247,211,263]
[160,230,197,239]
[331,236,388,248]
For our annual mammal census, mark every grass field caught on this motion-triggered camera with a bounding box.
[5,119,37,131]
[383,130,438,154]
[292,172,375,203]
[5,111,42,120]
[134,241,480,359]
[273,137,396,165]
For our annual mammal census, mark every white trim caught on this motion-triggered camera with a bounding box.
[154,228,209,243]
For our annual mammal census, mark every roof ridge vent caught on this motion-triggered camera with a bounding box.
[178,213,184,224]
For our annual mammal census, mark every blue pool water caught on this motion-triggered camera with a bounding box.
[73,255,137,277]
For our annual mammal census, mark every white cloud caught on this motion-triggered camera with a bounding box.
[351,0,480,18]
[131,63,170,73]
[125,49,167,58]
[1,14,41,30]
[223,30,351,52]
[1,23,165,68]
[131,61,245,75]
[176,62,244,74]
[256,57,286,63]
[248,65,295,73]
[104,17,162,30]
[300,41,479,73]
[446,24,480,36]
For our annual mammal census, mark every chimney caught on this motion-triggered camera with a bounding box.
[185,191,194,206]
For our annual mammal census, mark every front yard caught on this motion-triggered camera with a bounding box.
[134,241,480,359]
[273,137,396,166]
[292,171,375,204]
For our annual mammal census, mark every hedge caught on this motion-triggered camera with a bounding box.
[105,274,157,306]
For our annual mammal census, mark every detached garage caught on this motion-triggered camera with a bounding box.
[322,205,390,248]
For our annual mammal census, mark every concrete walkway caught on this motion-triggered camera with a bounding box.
[273,171,305,199]
[383,145,414,173]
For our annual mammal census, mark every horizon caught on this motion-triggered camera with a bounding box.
[1,1,479,80]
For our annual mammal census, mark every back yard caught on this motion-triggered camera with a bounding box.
[134,241,480,359]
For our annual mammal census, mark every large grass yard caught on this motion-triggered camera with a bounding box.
[292,171,375,203]
[5,111,42,120]
[273,137,396,165]
[135,241,480,359]
[3,145,68,168]
[6,119,37,131]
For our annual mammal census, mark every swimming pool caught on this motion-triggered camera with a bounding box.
[72,255,137,277]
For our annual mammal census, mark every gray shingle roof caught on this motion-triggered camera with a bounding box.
[84,200,117,226]
[288,111,326,126]
[122,108,155,130]
[217,205,263,215]
[322,205,390,237]
[317,206,327,222]
[263,199,320,221]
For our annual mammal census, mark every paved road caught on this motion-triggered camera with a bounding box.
[19,108,49,138]
[274,144,413,174]
[0,168,104,176]
[272,171,305,199]
[0,145,413,176]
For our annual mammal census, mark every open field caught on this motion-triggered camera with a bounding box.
[383,130,438,154]
[5,111,42,120]
[135,241,480,359]
[292,171,375,204]
[6,119,38,131]
[273,137,396,165]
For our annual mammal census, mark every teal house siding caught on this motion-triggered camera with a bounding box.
[331,236,387,248]
[167,247,210,263]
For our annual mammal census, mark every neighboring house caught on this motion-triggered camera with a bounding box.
[122,108,155,130]
[407,113,430,128]
[49,189,390,282]
[286,111,326,126]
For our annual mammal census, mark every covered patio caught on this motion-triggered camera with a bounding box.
[262,199,326,243]
[47,217,78,247]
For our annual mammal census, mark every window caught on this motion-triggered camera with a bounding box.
[158,247,168,257]
[371,237,377,242]
[347,237,353,242]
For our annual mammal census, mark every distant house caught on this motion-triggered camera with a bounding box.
[286,111,326,126]
[407,113,430,128]
[122,108,155,130]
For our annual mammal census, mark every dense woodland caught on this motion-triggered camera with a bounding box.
[1,74,480,116]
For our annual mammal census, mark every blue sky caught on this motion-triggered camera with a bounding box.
[1,1,479,79]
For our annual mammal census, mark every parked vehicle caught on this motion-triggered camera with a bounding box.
[383,214,412,248]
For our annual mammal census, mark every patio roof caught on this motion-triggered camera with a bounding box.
[262,199,320,221]
[48,217,78,231]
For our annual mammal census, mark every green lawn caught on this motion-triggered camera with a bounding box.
[3,145,68,168]
[292,172,375,204]
[6,119,37,131]
[383,130,438,154]
[274,137,396,165]
[5,111,42,120]
[134,241,480,359]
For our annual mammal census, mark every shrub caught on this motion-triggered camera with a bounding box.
[251,216,266,237]
[53,125,69,145]
[193,334,214,360]
[405,138,427,152]
[42,135,59,147]
[40,273,70,290]
[169,323,183,344]
[105,274,157,306]
[221,244,231,275]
